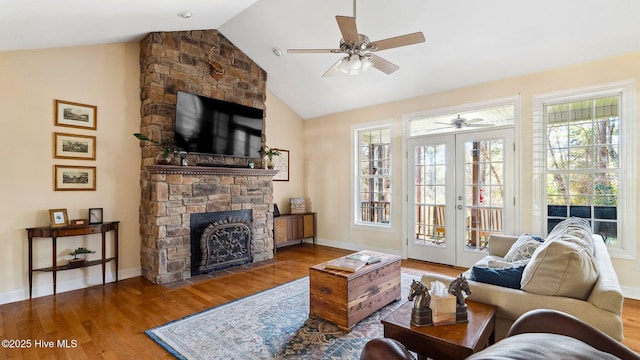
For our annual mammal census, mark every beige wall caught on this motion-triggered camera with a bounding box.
[0,43,142,303]
[265,90,306,214]
[304,51,640,296]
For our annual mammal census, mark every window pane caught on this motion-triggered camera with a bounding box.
[548,205,567,217]
[356,126,392,225]
[544,95,620,238]
[569,206,591,218]
[594,206,616,220]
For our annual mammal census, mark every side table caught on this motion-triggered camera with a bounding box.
[381,300,496,360]
[26,221,120,298]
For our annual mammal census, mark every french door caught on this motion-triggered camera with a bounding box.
[407,128,515,267]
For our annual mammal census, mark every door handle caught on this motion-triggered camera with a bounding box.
[457,205,463,210]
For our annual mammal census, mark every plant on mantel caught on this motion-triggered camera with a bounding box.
[133,133,183,165]
[259,146,281,169]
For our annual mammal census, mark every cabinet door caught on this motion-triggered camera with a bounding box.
[274,217,289,244]
[291,216,304,240]
[303,214,315,238]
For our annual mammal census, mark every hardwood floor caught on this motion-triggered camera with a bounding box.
[1,244,639,359]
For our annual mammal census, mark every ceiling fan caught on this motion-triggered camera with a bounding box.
[436,115,490,129]
[287,0,425,77]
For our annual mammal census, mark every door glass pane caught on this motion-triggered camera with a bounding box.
[414,144,447,246]
[464,139,504,251]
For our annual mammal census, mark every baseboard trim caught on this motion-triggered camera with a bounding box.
[0,267,142,305]
[310,237,402,257]
[621,285,640,300]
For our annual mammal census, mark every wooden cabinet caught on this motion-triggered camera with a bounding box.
[26,221,119,298]
[274,212,316,250]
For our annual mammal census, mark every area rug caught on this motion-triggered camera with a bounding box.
[146,272,421,359]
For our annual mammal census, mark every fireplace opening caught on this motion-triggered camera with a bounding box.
[190,210,253,276]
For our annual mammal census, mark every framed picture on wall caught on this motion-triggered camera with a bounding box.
[273,149,289,181]
[54,165,96,191]
[55,100,97,130]
[53,132,96,160]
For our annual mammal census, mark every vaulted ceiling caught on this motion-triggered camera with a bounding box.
[2,0,639,119]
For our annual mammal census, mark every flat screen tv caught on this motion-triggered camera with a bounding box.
[175,91,264,158]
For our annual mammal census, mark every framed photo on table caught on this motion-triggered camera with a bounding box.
[88,208,103,224]
[273,149,289,181]
[55,100,97,130]
[49,208,69,227]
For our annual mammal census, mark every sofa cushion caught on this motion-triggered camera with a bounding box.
[472,264,527,289]
[520,239,598,300]
[503,233,545,262]
[547,217,595,255]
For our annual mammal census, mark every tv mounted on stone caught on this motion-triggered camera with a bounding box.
[175,91,264,158]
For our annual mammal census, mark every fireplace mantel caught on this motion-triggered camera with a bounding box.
[148,165,279,177]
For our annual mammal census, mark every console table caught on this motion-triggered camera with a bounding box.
[26,221,119,298]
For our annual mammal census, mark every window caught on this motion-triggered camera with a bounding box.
[534,81,636,257]
[353,124,392,227]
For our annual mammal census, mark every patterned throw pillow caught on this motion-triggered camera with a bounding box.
[502,233,545,263]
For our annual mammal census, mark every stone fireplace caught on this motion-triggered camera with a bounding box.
[140,166,277,284]
[138,29,273,284]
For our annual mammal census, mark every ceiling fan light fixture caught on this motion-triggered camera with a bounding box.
[338,54,372,75]
[349,55,362,70]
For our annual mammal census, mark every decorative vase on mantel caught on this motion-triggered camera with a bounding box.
[265,157,275,169]
[260,146,280,170]
[156,153,173,165]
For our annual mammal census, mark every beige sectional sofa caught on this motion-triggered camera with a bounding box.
[421,220,624,341]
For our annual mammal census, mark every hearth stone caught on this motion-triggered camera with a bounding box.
[190,210,253,276]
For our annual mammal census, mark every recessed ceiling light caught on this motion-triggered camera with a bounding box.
[272,48,283,57]
[177,11,192,19]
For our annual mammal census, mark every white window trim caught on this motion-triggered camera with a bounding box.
[532,79,637,260]
[351,120,394,230]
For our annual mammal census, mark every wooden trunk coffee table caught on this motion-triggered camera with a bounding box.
[382,300,496,360]
[309,251,401,331]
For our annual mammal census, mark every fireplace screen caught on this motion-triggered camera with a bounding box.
[190,210,253,276]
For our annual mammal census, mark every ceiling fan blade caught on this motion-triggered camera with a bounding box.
[369,32,425,51]
[321,58,344,78]
[368,54,399,75]
[465,118,484,124]
[287,49,342,54]
[336,16,359,44]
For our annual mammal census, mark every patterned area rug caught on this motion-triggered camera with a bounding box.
[146,272,421,359]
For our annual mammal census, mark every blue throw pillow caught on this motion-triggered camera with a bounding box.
[471,265,527,289]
